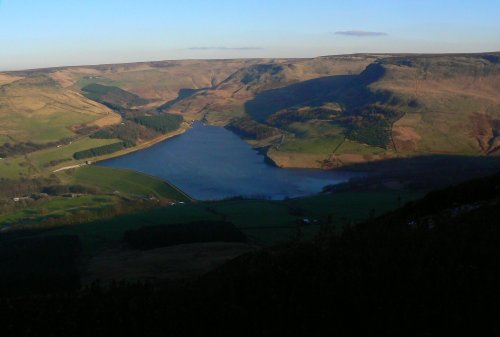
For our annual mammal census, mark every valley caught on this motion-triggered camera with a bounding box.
[3,1,500,334]
[1,52,500,237]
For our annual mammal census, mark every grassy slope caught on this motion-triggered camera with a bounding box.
[0,72,191,227]
[0,137,121,179]
[1,173,499,336]
[69,166,190,201]
[50,59,262,103]
[0,195,118,228]
[0,167,190,229]
[0,75,117,144]
[0,74,124,178]
[373,57,500,154]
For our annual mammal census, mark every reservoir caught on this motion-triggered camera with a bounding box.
[99,123,358,200]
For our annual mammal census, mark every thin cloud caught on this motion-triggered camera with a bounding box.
[188,47,263,51]
[335,30,388,37]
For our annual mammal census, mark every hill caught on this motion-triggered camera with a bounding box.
[4,53,499,169]
[1,169,500,336]
[0,73,188,227]
[1,53,500,229]
[9,59,264,104]
[0,75,119,146]
[163,53,500,168]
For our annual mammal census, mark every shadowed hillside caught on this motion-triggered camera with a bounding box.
[1,170,500,336]
[245,62,388,121]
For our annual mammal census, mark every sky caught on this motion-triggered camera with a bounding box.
[1,0,499,70]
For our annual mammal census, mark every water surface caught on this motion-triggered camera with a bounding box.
[99,123,358,200]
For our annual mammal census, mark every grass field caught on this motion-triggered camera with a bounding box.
[44,189,424,254]
[69,166,191,201]
[0,137,122,179]
[0,75,116,144]
[0,112,89,143]
[280,137,344,155]
[0,195,117,228]
[205,109,246,126]
[0,157,31,179]
[30,138,119,168]
[334,140,387,156]
[0,165,191,231]
[284,120,344,139]
[0,135,11,145]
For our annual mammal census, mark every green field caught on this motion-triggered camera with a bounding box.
[0,166,190,230]
[74,75,119,90]
[0,195,117,228]
[284,120,344,138]
[0,157,31,179]
[280,136,344,154]
[0,76,114,144]
[334,139,387,155]
[0,137,121,179]
[0,112,92,144]
[69,166,191,201]
[30,138,119,168]
[205,109,246,126]
[44,189,424,253]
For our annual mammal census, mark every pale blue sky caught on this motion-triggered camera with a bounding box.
[1,0,499,70]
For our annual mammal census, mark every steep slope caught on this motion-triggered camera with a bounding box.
[2,171,500,336]
[373,54,500,154]
[165,55,375,124]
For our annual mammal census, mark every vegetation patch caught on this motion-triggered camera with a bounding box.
[0,195,117,228]
[267,104,342,127]
[280,136,344,154]
[0,138,74,158]
[90,120,160,144]
[132,113,183,134]
[82,83,150,110]
[71,166,190,201]
[0,75,114,144]
[73,141,134,160]
[227,116,279,140]
[341,105,403,148]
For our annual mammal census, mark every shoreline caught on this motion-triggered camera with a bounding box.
[93,121,192,164]
[48,122,194,202]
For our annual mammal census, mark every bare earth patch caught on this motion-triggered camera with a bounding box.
[91,113,122,128]
[267,148,329,168]
[470,113,500,154]
[392,125,422,152]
